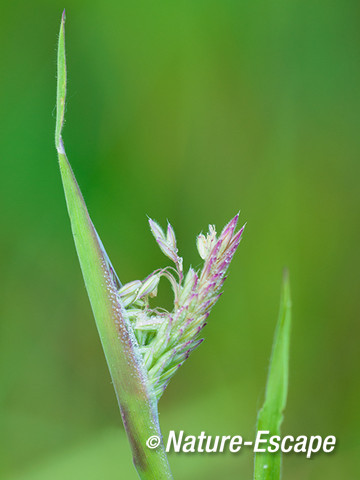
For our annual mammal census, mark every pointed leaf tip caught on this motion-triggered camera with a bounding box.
[55,10,67,152]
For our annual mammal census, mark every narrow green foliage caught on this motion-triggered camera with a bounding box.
[55,12,172,479]
[254,271,292,480]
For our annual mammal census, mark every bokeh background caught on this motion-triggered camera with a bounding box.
[1,1,359,478]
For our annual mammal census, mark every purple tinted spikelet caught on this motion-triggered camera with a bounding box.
[118,214,245,400]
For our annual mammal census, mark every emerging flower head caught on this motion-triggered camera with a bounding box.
[118,214,245,399]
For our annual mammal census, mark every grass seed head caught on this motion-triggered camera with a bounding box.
[118,214,245,399]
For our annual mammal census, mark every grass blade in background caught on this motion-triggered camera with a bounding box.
[254,271,292,480]
[55,11,173,479]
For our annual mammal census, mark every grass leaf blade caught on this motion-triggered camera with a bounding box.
[55,12,173,479]
[254,271,292,480]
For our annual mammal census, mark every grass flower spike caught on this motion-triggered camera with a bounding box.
[121,215,245,399]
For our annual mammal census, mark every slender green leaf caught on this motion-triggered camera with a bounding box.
[254,271,292,480]
[55,11,173,479]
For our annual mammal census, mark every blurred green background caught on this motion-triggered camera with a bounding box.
[1,1,359,478]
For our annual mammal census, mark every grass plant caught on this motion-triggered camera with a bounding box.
[55,11,291,479]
